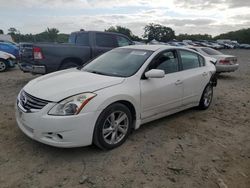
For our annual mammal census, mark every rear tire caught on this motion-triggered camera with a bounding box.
[93,103,132,150]
[59,61,79,70]
[199,84,213,110]
[0,59,7,72]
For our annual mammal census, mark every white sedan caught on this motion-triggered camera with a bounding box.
[16,45,217,149]
[188,47,239,73]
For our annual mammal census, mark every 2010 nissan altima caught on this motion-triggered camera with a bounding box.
[15,45,217,149]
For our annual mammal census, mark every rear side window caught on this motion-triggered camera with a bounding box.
[96,33,117,47]
[179,50,200,70]
[116,36,132,47]
[76,33,89,46]
[68,34,76,44]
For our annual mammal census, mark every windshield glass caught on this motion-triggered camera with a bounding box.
[82,48,153,77]
[201,47,223,55]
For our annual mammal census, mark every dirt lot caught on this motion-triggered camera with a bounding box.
[0,49,249,188]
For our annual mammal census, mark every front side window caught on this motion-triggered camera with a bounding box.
[96,33,117,47]
[149,51,179,74]
[82,48,153,77]
[116,36,132,47]
[179,50,200,70]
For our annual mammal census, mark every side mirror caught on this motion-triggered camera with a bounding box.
[145,69,165,79]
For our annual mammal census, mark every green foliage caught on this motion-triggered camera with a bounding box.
[105,25,142,41]
[8,27,18,34]
[176,33,212,41]
[0,29,4,34]
[143,23,175,42]
[8,27,68,43]
[214,28,250,44]
[6,25,250,44]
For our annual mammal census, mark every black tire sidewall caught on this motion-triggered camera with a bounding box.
[59,62,79,70]
[199,84,213,110]
[0,60,7,72]
[93,103,132,150]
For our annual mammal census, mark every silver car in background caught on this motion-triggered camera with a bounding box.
[189,47,239,73]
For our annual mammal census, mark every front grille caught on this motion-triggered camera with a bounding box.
[19,90,51,112]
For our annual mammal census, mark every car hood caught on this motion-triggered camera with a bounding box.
[23,68,125,102]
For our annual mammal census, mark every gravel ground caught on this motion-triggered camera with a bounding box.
[0,49,249,188]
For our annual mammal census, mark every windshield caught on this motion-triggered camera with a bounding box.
[201,47,223,55]
[82,48,153,77]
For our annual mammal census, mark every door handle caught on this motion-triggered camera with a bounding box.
[175,80,183,85]
[202,72,208,76]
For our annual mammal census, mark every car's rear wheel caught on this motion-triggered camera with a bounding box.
[0,60,7,72]
[199,84,213,110]
[93,103,132,150]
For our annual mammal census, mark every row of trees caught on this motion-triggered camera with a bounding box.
[214,28,250,44]
[1,24,250,44]
[4,27,69,43]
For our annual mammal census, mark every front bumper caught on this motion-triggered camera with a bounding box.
[216,64,239,73]
[19,62,46,74]
[15,102,100,148]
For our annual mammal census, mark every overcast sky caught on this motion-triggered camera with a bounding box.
[0,0,250,37]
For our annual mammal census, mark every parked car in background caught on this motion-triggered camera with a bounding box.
[239,44,250,49]
[189,47,239,73]
[207,42,223,49]
[19,31,134,74]
[16,45,217,149]
[0,42,19,59]
[167,41,186,46]
[0,51,16,72]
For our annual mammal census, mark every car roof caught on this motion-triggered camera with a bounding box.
[120,44,189,52]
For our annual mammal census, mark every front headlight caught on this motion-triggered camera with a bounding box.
[48,93,96,116]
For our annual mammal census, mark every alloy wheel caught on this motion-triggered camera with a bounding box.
[102,111,129,145]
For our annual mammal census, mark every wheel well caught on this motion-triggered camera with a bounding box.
[61,57,82,67]
[0,58,7,62]
[113,100,137,129]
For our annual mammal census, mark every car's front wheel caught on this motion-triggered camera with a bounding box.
[199,84,213,110]
[0,59,7,72]
[93,103,132,150]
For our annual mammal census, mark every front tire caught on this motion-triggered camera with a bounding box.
[199,84,213,110]
[93,103,132,150]
[0,59,7,72]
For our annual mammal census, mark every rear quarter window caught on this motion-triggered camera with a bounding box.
[68,34,76,44]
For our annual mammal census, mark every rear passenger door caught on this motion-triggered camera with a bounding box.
[178,50,209,106]
[93,33,118,57]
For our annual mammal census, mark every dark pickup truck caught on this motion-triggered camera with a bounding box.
[19,31,134,74]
